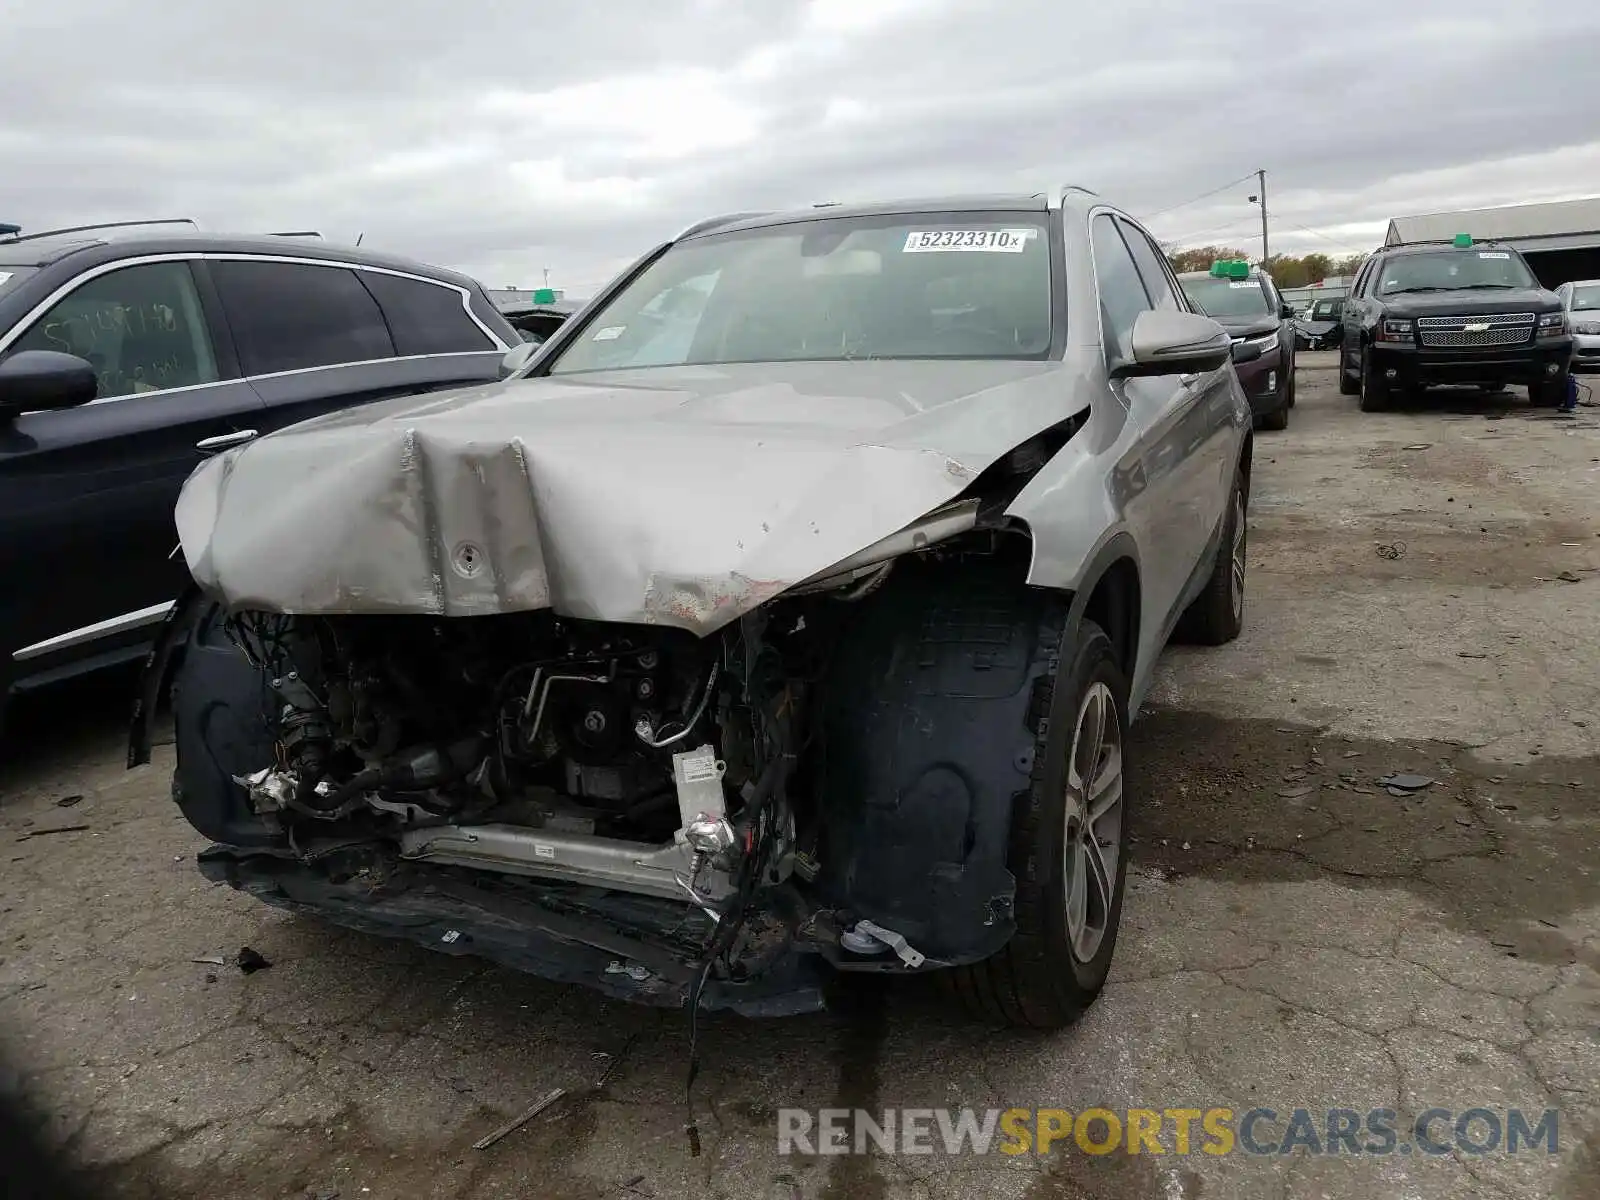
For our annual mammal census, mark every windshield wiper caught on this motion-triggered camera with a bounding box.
[1454,283,1517,290]
[1384,286,1446,294]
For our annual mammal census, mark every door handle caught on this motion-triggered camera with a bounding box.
[1179,373,1201,387]
[195,429,259,451]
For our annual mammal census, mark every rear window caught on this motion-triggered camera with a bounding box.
[211,259,396,375]
[357,271,495,356]
[1179,274,1272,319]
[547,210,1054,373]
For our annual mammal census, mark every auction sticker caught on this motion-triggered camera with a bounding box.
[1478,251,1510,260]
[903,229,1033,253]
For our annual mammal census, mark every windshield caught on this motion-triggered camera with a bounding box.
[1178,275,1272,320]
[1376,249,1536,295]
[1569,283,1600,312]
[1310,299,1342,320]
[546,212,1053,373]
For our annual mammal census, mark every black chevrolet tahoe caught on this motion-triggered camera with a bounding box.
[1335,238,1572,412]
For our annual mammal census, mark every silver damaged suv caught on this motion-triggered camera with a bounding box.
[134,189,1259,1029]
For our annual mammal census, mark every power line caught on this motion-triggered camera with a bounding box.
[1273,218,1376,256]
[1141,172,1259,222]
[1161,216,1261,248]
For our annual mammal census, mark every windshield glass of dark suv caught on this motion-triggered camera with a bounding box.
[1377,249,1537,295]
[547,212,1053,373]
[1179,274,1272,320]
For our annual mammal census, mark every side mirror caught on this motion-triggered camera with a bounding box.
[1230,341,1264,366]
[0,350,97,419]
[497,341,539,380]
[1279,302,1296,318]
[1115,310,1232,378]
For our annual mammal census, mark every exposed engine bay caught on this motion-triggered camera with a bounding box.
[142,433,1083,1018]
[229,600,820,951]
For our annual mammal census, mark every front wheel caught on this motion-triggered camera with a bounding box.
[1175,476,1247,645]
[948,619,1131,1030]
[1338,346,1360,395]
[1529,373,1569,407]
[1359,346,1390,412]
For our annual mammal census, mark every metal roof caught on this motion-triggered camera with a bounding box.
[0,230,481,288]
[1385,197,1600,252]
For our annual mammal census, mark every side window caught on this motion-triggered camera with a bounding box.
[6,261,220,399]
[1352,258,1376,298]
[1117,219,1180,311]
[210,260,395,375]
[1090,214,1152,361]
[358,272,495,356]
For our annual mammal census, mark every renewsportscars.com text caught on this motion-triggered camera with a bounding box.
[777,1106,1560,1158]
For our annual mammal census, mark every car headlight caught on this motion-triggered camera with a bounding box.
[1248,331,1280,354]
[1536,312,1566,339]
[1376,318,1413,343]
[1574,320,1600,335]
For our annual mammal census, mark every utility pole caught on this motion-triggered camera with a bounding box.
[542,266,551,288]
[1255,169,1269,263]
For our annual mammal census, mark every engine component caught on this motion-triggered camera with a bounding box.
[671,744,727,828]
[397,822,737,903]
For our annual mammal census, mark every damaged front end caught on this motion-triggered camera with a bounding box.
[167,504,1059,1015]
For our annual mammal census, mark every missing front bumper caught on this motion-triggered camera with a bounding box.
[194,844,988,1017]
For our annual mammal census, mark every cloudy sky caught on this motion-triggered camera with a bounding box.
[5,0,1598,293]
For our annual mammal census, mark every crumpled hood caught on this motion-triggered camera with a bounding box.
[176,360,1068,634]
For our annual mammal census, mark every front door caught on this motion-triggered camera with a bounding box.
[0,259,264,677]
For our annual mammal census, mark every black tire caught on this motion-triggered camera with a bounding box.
[1478,381,1503,394]
[1529,373,1568,407]
[948,618,1132,1030]
[1260,399,1289,430]
[1286,362,1297,408]
[1175,475,1247,646]
[1337,346,1360,395]
[1359,346,1390,412]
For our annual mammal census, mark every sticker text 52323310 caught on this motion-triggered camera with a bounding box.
[903,229,1034,254]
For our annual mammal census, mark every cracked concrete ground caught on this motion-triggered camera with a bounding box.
[1,354,1598,1199]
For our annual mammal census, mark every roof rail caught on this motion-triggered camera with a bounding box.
[0,217,200,244]
[267,230,325,240]
[674,211,770,239]
[1057,185,1100,205]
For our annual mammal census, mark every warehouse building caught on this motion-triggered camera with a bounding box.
[1384,196,1600,288]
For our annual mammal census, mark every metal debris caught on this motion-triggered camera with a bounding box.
[473,1087,566,1150]
[1342,750,1363,758]
[190,956,226,966]
[1278,784,1315,798]
[16,824,90,840]
[1457,652,1488,659]
[54,794,84,808]
[1375,541,1406,560]
[1556,571,1581,583]
[1402,443,1432,451]
[235,947,272,974]
[1379,774,1436,791]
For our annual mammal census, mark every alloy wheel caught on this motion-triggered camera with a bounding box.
[1061,681,1124,963]
[1230,490,1247,625]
